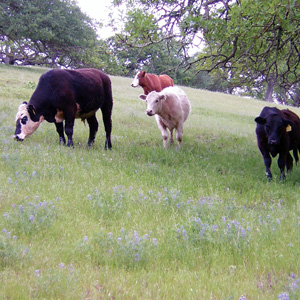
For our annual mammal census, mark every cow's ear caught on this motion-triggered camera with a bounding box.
[139,94,147,101]
[159,95,167,101]
[141,71,146,77]
[22,101,28,105]
[255,117,266,125]
[27,105,37,121]
[284,120,293,132]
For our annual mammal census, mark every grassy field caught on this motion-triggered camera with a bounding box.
[0,64,300,299]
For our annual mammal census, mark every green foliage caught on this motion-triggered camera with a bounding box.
[124,9,159,42]
[0,232,30,270]
[0,0,100,67]
[112,0,300,102]
[3,197,59,237]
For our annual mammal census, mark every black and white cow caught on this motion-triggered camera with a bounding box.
[14,68,113,149]
[255,106,300,180]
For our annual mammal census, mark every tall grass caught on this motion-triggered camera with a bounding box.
[1,64,300,299]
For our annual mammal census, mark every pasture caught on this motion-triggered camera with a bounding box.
[0,64,300,299]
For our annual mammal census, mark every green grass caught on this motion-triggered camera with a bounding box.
[1,64,300,299]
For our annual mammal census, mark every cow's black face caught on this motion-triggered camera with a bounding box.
[255,115,292,145]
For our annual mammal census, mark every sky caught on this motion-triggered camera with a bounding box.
[76,0,116,38]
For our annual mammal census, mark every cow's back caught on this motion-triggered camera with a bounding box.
[145,73,162,92]
[158,75,174,89]
[161,87,190,122]
[33,69,111,113]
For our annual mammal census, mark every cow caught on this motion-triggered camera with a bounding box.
[255,106,300,180]
[131,71,174,95]
[14,68,113,150]
[139,86,191,148]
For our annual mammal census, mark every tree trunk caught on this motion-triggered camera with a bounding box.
[293,87,300,107]
[266,77,275,102]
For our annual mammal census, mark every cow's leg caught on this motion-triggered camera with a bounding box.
[62,104,77,148]
[278,153,287,180]
[101,105,112,150]
[261,152,273,180]
[156,117,168,148]
[55,122,66,144]
[258,144,272,180]
[64,118,75,147]
[176,124,184,147]
[286,151,293,172]
[86,114,98,147]
[169,129,174,146]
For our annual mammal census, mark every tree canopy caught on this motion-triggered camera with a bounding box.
[0,0,100,67]
[112,0,300,103]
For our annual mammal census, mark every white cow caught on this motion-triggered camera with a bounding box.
[139,86,191,148]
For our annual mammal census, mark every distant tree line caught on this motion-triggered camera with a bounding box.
[2,0,300,105]
[112,0,300,106]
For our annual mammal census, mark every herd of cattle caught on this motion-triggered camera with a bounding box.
[13,68,300,180]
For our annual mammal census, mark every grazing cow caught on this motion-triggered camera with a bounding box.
[255,106,300,180]
[14,68,113,149]
[139,86,191,148]
[131,71,174,95]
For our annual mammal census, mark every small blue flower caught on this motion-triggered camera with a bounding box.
[35,270,41,277]
[278,292,289,300]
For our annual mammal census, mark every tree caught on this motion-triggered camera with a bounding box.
[0,0,100,68]
[112,0,300,102]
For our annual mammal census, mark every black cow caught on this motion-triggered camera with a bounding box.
[14,68,113,149]
[255,106,300,180]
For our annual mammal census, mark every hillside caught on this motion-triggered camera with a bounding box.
[1,64,300,299]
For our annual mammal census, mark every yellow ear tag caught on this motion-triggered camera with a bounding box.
[286,125,292,132]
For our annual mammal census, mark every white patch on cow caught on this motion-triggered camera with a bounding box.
[55,110,64,123]
[131,72,140,87]
[15,103,28,122]
[15,103,44,139]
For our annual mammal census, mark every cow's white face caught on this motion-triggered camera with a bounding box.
[131,72,140,87]
[139,91,166,116]
[14,103,44,141]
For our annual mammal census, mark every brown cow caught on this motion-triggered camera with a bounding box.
[131,71,174,95]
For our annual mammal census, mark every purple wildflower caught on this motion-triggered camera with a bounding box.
[278,292,289,300]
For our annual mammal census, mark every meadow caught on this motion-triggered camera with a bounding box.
[0,64,300,300]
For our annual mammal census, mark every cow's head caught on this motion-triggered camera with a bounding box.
[14,102,44,141]
[139,91,166,116]
[131,71,146,88]
[255,114,293,145]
